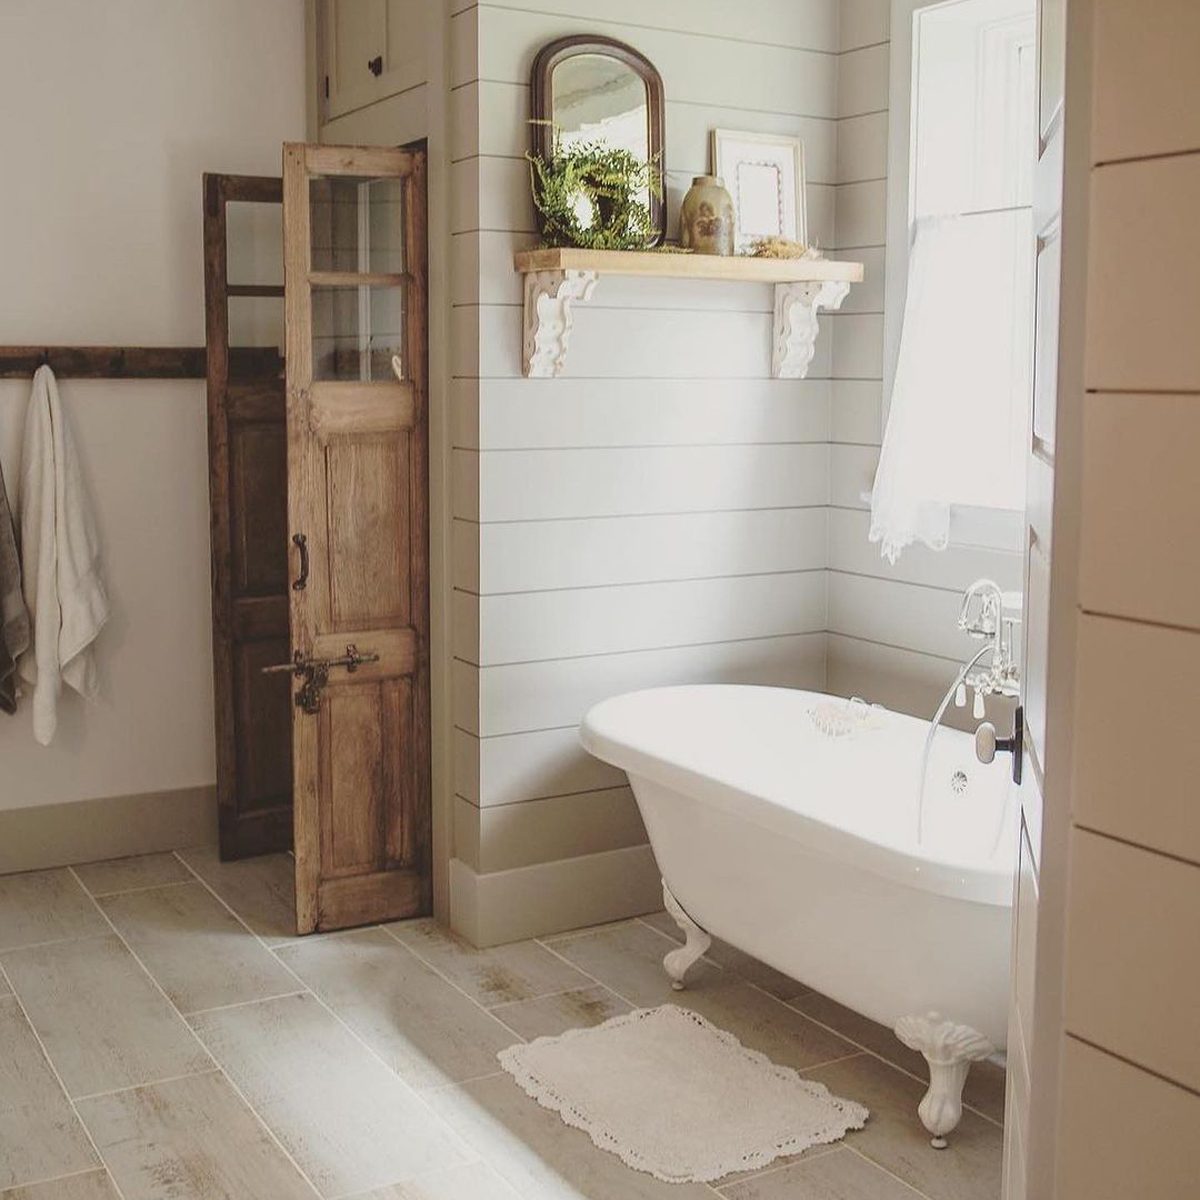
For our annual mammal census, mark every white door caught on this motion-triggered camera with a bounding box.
[1001,0,1066,1195]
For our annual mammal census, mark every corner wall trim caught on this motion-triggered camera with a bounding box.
[0,786,217,875]
[449,843,662,947]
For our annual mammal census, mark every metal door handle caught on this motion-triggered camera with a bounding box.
[260,645,381,714]
[292,533,309,591]
[975,705,1024,785]
[368,55,383,76]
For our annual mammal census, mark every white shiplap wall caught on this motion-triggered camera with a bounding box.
[450,0,840,943]
[827,0,1024,723]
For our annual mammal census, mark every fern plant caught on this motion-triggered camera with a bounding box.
[527,127,661,251]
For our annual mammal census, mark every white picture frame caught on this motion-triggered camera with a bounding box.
[711,129,807,253]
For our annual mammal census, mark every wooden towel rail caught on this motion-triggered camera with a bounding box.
[0,345,281,380]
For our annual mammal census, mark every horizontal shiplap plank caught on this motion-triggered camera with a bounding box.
[1086,156,1200,392]
[1065,829,1200,1092]
[1075,615,1200,866]
[459,571,826,665]
[1058,1037,1200,1200]
[475,0,839,52]
[470,8,838,116]
[320,84,428,146]
[458,632,826,735]
[837,245,884,314]
[472,303,832,379]
[1079,393,1200,630]
[837,111,888,183]
[830,508,1023,593]
[465,508,829,593]
[828,571,978,662]
[837,42,889,117]
[830,379,882,444]
[457,726,626,806]
[834,179,887,249]
[456,787,648,873]
[1092,0,1200,164]
[454,443,830,521]
[839,0,890,52]
[830,312,884,379]
[454,377,830,450]
[830,442,877,509]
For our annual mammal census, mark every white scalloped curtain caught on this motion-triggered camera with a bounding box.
[869,210,1032,563]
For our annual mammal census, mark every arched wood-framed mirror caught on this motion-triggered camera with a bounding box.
[530,34,666,246]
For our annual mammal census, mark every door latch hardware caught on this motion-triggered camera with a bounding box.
[367,55,383,76]
[261,644,380,714]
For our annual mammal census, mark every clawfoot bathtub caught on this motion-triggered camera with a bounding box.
[580,685,1016,1147]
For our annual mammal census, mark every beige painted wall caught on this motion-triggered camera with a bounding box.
[0,0,307,817]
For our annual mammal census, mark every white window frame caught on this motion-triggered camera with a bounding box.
[882,0,1028,554]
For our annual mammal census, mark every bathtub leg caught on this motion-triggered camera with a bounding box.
[894,1013,994,1148]
[661,880,711,990]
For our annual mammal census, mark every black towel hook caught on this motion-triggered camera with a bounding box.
[39,348,49,368]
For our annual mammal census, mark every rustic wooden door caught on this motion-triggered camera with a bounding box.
[203,173,294,860]
[282,143,430,933]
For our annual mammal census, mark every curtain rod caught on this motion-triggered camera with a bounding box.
[0,345,281,380]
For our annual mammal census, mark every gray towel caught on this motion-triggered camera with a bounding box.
[0,459,30,714]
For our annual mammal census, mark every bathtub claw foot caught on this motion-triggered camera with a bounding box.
[895,1013,993,1148]
[661,880,711,990]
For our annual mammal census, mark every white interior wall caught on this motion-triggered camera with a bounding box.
[449,0,841,944]
[828,0,1023,724]
[0,1,306,829]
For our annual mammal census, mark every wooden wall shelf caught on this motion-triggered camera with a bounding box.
[513,248,864,378]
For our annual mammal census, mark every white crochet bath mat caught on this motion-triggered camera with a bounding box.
[498,1004,868,1183]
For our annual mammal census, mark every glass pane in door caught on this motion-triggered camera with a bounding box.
[309,176,405,274]
[311,283,405,381]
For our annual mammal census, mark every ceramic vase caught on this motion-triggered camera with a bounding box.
[679,175,734,255]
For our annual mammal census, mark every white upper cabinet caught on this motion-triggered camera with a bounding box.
[319,0,426,122]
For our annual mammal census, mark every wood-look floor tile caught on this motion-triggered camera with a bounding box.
[74,854,191,897]
[427,1072,717,1200]
[385,919,592,1007]
[0,871,106,951]
[546,919,724,1005]
[100,883,298,1014]
[1,935,212,1098]
[177,847,296,943]
[803,1054,1002,1200]
[77,1070,317,1200]
[791,990,1006,1123]
[0,1169,122,1199]
[720,1146,924,1198]
[0,997,97,1189]
[189,993,468,1196]
[275,928,516,1089]
[343,1161,522,1199]
[639,913,811,1001]
[490,984,632,1041]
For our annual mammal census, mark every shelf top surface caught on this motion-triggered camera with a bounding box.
[514,246,864,283]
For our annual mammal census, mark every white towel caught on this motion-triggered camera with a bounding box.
[18,366,110,744]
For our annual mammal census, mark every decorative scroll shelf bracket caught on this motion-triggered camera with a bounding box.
[522,268,599,377]
[772,279,851,379]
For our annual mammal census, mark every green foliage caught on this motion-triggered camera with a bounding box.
[527,126,661,251]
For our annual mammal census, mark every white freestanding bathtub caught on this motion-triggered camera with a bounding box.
[580,684,1017,1146]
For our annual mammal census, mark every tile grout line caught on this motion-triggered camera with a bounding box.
[0,952,133,1200]
[712,1143,845,1195]
[66,864,326,1200]
[81,878,195,900]
[845,1144,939,1200]
[179,988,311,1019]
[0,1164,116,1195]
[168,856,487,1176]
[72,1066,223,1104]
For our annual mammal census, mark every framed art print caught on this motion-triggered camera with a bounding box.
[711,129,807,252]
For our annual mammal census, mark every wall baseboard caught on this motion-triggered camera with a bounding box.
[449,843,662,947]
[0,786,217,875]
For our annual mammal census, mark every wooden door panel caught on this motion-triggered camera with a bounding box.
[326,435,412,629]
[284,142,430,933]
[230,423,288,595]
[204,172,293,861]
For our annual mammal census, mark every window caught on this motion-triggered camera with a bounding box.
[873,0,1036,561]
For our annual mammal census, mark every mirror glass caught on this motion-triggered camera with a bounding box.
[551,54,649,162]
